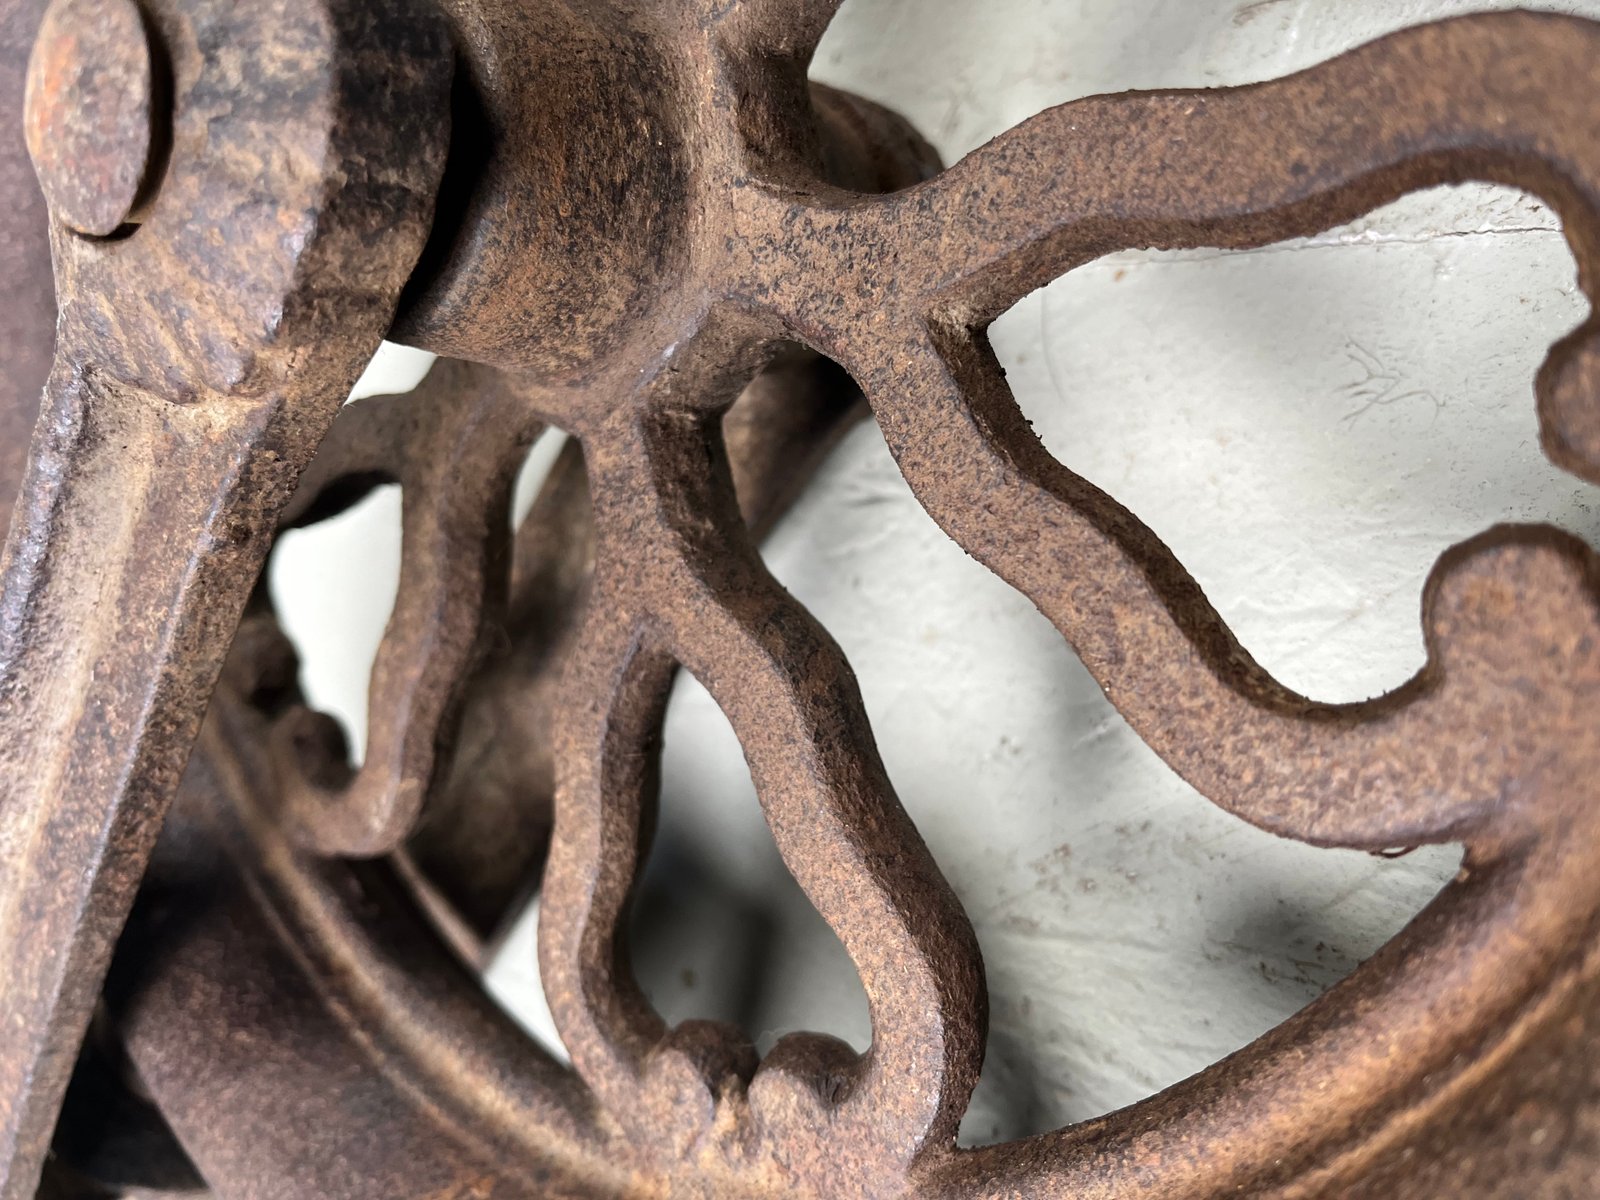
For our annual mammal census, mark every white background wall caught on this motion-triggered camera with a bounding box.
[271,0,1600,1147]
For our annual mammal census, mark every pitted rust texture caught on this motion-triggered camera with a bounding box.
[5,2,1600,1198]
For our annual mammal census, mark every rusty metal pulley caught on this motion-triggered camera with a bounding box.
[3,0,1600,1197]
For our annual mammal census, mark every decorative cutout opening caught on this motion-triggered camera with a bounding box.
[265,342,433,767]
[630,670,872,1056]
[268,483,402,767]
[483,897,571,1064]
[348,341,436,403]
[991,184,1596,702]
[745,387,1476,1144]
[513,427,571,531]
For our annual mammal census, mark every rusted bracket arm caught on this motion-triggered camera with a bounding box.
[0,0,451,1194]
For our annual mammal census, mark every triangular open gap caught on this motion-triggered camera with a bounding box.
[629,666,872,1057]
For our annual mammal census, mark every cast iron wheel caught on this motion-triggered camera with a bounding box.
[6,2,1600,1198]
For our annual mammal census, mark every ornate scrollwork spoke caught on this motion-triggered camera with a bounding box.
[539,327,984,1181]
[271,360,547,857]
[749,13,1600,346]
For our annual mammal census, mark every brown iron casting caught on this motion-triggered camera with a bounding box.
[3,0,1600,1196]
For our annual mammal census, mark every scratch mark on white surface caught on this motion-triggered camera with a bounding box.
[1233,0,1292,26]
[1039,291,1076,420]
[1095,224,1562,271]
[1339,340,1442,425]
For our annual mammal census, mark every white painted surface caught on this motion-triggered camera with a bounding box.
[272,0,1600,1147]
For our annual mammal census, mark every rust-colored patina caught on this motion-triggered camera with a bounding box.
[23,0,160,238]
[4,1,1600,1197]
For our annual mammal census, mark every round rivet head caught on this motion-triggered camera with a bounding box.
[24,0,157,238]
